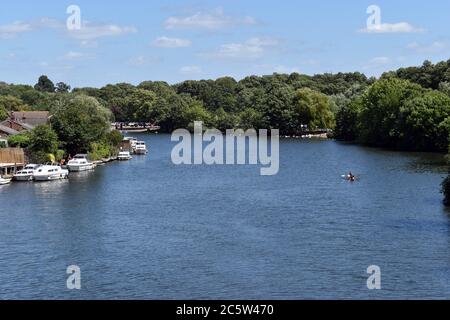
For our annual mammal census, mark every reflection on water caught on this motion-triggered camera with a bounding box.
[0,135,450,299]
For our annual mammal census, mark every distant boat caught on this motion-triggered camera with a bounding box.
[67,154,95,172]
[33,165,69,181]
[134,141,148,155]
[118,151,133,161]
[120,128,148,133]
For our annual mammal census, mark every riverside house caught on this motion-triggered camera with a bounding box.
[0,111,51,135]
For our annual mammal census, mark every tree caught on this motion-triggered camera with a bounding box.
[292,88,335,132]
[399,91,450,151]
[34,75,55,93]
[358,78,424,148]
[0,105,7,121]
[335,98,362,141]
[238,108,266,130]
[0,95,29,112]
[56,82,71,93]
[7,133,31,148]
[29,125,59,155]
[51,95,112,155]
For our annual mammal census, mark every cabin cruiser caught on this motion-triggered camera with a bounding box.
[134,141,148,155]
[124,137,138,151]
[0,175,11,185]
[67,154,95,172]
[118,151,133,161]
[33,165,69,181]
[13,164,41,181]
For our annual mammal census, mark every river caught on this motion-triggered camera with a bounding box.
[0,134,449,299]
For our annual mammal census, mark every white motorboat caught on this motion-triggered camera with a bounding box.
[13,164,40,181]
[34,165,69,181]
[134,141,148,155]
[0,175,11,185]
[118,151,133,161]
[67,154,95,172]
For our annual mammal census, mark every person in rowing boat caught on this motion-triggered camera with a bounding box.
[348,172,356,182]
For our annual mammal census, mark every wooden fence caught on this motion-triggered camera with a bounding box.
[0,148,25,165]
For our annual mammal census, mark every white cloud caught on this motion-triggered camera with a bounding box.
[152,36,191,48]
[180,65,203,75]
[359,22,425,34]
[67,22,137,40]
[205,37,280,59]
[164,7,256,31]
[369,57,391,65]
[63,51,95,60]
[0,21,32,39]
[406,41,449,54]
[128,55,161,67]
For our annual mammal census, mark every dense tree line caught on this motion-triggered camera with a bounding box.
[1,60,450,157]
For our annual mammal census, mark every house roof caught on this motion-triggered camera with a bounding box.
[0,119,34,131]
[0,124,20,135]
[11,111,50,126]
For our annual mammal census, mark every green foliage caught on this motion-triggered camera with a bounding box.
[56,82,71,93]
[7,133,31,148]
[181,100,212,131]
[34,75,55,93]
[292,88,335,131]
[399,91,450,151]
[238,108,266,130]
[30,151,57,164]
[384,60,450,90]
[28,125,59,155]
[0,95,29,112]
[358,78,424,148]
[0,105,7,121]
[51,95,112,155]
[88,142,112,161]
[335,98,363,141]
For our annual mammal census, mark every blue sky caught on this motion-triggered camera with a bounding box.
[0,0,449,88]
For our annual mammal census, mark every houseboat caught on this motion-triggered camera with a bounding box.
[67,154,95,172]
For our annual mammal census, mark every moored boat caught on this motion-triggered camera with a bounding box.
[134,141,148,155]
[118,151,133,161]
[33,165,69,181]
[0,175,11,185]
[67,154,95,172]
[13,164,40,181]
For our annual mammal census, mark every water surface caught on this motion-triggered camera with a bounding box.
[0,135,449,299]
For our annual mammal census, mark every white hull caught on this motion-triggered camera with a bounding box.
[67,164,95,172]
[34,173,68,181]
[0,179,11,185]
[14,175,34,181]
[134,149,148,155]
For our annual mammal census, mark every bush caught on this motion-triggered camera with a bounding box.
[88,142,111,161]
[7,133,31,148]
